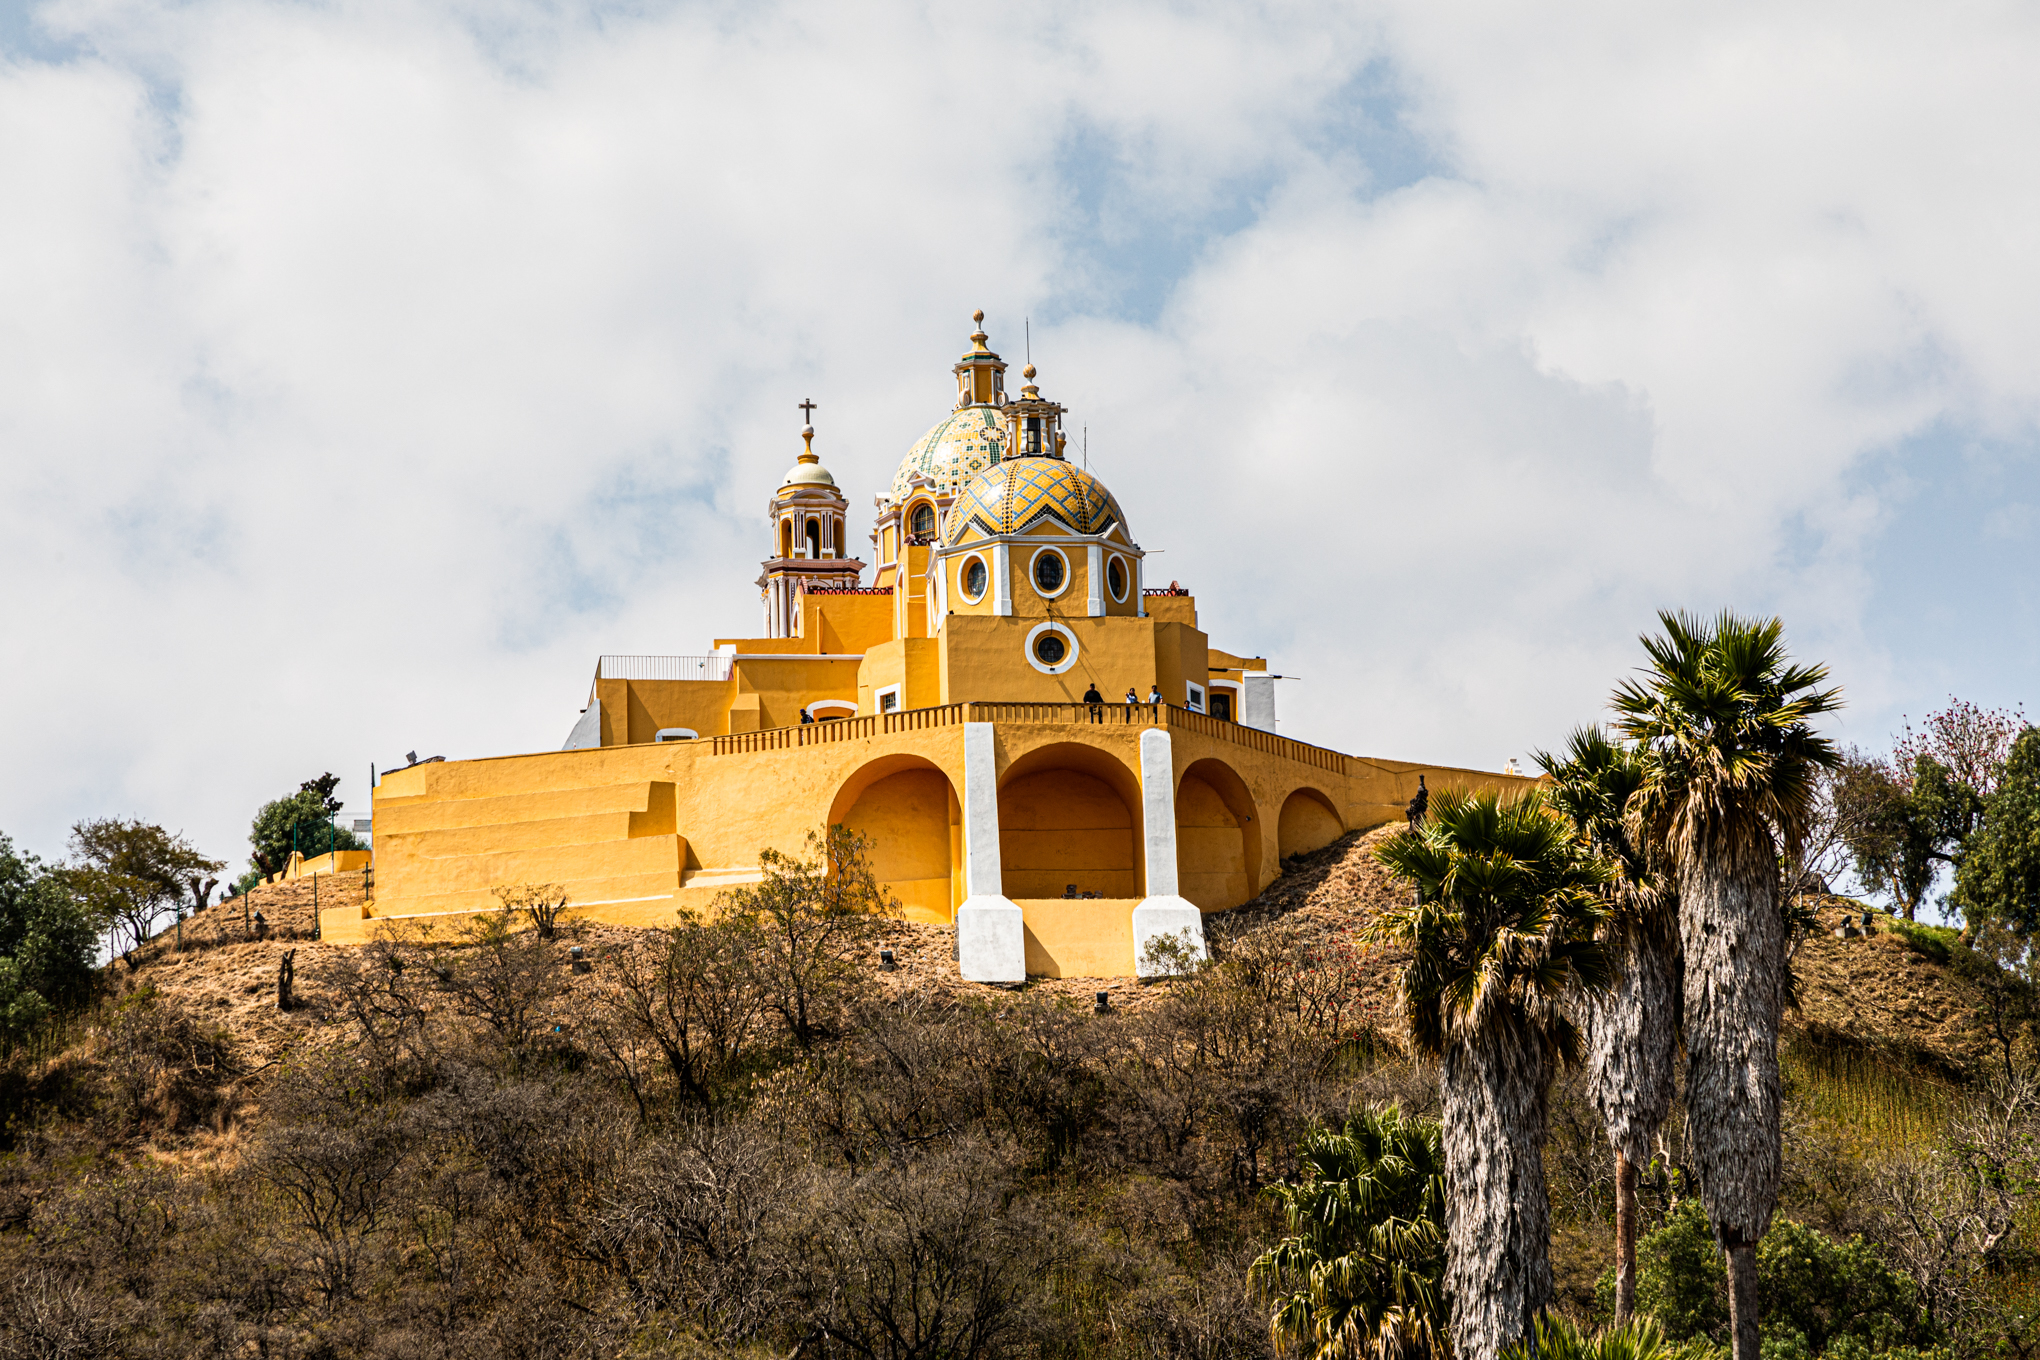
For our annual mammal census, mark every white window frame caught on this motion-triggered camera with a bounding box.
[1106,552,1131,603]
[958,552,990,604]
[1025,620,1080,675]
[1186,682,1205,713]
[1029,545,1072,599]
[654,727,699,743]
[876,684,902,714]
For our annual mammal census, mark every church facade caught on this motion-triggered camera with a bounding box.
[329,316,1529,979]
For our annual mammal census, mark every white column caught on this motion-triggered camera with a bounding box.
[1133,727,1207,976]
[993,543,1013,616]
[1086,544,1104,616]
[1135,552,1147,618]
[955,722,1025,982]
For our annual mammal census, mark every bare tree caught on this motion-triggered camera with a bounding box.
[493,882,570,940]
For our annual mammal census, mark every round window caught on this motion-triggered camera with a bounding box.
[1033,550,1066,595]
[1107,556,1127,601]
[962,557,988,601]
[1034,633,1068,666]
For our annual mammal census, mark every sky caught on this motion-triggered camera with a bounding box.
[1,0,2035,901]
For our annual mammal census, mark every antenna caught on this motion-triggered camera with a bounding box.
[1025,317,1031,367]
[1083,425,1088,470]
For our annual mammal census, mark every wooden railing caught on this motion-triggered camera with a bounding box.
[709,700,1351,774]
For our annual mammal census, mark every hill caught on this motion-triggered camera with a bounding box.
[2,829,2032,1358]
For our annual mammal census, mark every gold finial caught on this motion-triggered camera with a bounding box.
[1022,364,1035,380]
[970,309,989,349]
[797,398,819,464]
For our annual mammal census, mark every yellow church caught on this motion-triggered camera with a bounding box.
[332,314,1527,979]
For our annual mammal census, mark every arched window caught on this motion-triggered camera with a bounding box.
[1025,416,1042,454]
[806,519,821,559]
[910,503,936,538]
[780,520,793,558]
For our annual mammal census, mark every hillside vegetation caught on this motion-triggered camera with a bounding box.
[1,828,2034,1359]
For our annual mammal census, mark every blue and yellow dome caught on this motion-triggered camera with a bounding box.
[888,406,1010,506]
[943,456,1128,545]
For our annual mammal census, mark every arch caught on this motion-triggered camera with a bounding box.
[805,518,821,558]
[997,742,1143,899]
[1278,787,1344,861]
[829,755,960,924]
[1177,758,1262,912]
[910,501,937,538]
[779,518,793,558]
[806,699,858,721]
[654,727,698,743]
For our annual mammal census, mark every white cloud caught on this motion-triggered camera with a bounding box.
[1,0,2035,867]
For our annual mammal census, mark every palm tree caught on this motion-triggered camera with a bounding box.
[1535,727,1679,1324]
[1252,1105,1448,1359]
[1610,611,1841,1360]
[1368,787,1610,1360]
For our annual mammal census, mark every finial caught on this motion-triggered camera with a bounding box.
[799,425,818,464]
[1022,364,1035,381]
[973,309,984,324]
[970,309,989,348]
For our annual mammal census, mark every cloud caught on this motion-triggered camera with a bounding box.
[0,0,2035,867]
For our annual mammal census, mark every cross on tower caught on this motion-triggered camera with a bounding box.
[798,398,817,423]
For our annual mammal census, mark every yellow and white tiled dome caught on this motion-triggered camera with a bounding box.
[887,406,1010,506]
[944,456,1128,546]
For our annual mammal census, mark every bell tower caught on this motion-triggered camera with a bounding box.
[1003,362,1067,459]
[758,403,864,637]
[952,310,1009,409]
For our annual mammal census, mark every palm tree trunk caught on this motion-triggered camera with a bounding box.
[1726,1240,1761,1358]
[1681,835,1785,1360]
[1583,927,1678,1326]
[1439,1031,1553,1360]
[1614,1152,1638,1322]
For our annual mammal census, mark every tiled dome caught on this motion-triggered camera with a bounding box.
[887,406,1010,506]
[943,456,1127,546]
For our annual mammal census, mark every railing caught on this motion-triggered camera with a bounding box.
[599,654,733,681]
[708,699,1351,774]
[1162,705,1350,775]
[712,704,968,754]
[1143,585,1191,597]
[803,585,891,595]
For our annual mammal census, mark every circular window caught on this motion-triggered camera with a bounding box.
[1106,555,1128,602]
[910,503,936,538]
[1031,547,1068,597]
[1025,621,1079,674]
[959,555,989,602]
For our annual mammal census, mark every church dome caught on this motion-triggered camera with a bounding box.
[944,456,1128,545]
[887,405,1010,506]
[779,424,837,490]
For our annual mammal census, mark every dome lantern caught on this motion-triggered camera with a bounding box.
[951,309,1009,410]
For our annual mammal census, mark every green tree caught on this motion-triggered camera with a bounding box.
[0,834,102,1050]
[68,818,222,957]
[1537,727,1679,1324]
[1612,610,1842,1360]
[1368,787,1611,1360]
[1952,728,2040,935]
[1841,753,1983,921]
[249,773,363,880]
[1252,1105,1448,1360]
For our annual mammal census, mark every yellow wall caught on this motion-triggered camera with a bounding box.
[936,613,1211,708]
[355,703,1540,970]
